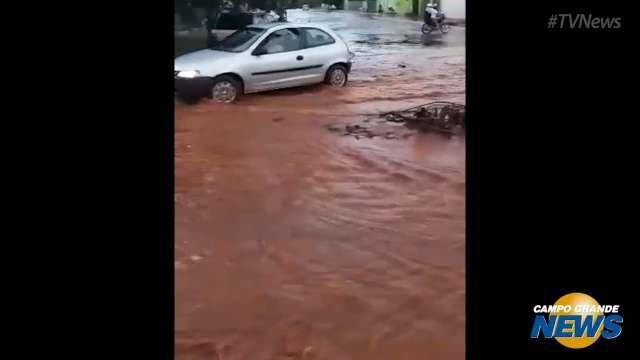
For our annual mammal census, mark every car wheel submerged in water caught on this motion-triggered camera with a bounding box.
[209,75,242,103]
[325,64,348,87]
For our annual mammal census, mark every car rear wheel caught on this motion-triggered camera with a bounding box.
[325,64,348,87]
[210,75,242,103]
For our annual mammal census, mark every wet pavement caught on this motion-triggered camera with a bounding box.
[175,10,465,360]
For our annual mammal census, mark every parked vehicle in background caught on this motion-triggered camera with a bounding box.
[206,11,280,46]
[302,4,310,11]
[175,23,355,103]
[207,13,250,45]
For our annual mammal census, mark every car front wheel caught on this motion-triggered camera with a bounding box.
[325,64,348,87]
[210,75,242,103]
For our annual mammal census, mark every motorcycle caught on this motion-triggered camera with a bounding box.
[421,12,450,34]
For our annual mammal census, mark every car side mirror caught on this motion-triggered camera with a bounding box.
[252,47,267,56]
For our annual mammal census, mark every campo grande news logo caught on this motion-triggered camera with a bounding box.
[530,293,623,349]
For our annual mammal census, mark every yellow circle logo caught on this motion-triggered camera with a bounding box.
[551,293,604,349]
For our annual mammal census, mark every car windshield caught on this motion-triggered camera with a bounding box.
[210,27,266,52]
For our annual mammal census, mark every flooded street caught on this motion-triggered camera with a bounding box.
[175,10,465,360]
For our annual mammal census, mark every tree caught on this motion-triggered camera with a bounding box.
[175,0,222,11]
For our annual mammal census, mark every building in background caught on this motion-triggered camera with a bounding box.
[344,0,412,14]
[343,0,367,11]
[428,0,465,20]
[344,0,464,20]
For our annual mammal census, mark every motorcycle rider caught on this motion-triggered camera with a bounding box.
[424,3,440,28]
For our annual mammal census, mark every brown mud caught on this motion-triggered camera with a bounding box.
[176,10,465,360]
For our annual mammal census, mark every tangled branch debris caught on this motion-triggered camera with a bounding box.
[325,102,465,139]
[381,101,465,135]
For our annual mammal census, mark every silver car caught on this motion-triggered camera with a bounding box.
[175,23,354,103]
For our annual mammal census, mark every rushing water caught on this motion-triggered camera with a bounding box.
[175,10,465,360]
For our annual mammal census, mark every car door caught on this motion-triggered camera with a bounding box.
[247,28,319,92]
[299,27,342,83]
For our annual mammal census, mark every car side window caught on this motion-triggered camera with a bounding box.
[302,28,336,48]
[257,28,301,54]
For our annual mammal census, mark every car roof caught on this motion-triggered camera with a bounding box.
[246,22,283,30]
[247,22,334,32]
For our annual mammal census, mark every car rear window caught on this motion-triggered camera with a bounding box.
[258,28,302,54]
[302,28,336,48]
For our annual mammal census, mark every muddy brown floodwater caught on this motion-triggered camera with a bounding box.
[175,10,465,360]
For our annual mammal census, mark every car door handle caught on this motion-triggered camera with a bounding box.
[296,55,304,61]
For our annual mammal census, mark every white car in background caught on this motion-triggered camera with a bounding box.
[175,23,355,103]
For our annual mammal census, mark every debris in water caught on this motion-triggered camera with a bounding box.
[190,254,204,262]
[342,123,375,138]
[324,102,464,140]
[381,101,465,135]
[302,346,314,359]
[385,113,405,123]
